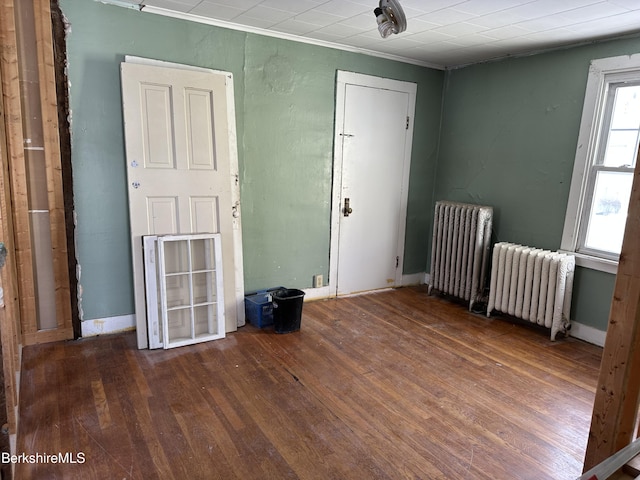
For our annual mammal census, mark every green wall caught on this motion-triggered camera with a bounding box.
[437,36,640,331]
[62,0,633,333]
[60,0,444,322]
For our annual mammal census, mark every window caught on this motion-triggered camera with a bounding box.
[144,233,225,349]
[562,55,640,273]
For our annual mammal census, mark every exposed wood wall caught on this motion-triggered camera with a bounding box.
[0,0,26,465]
[50,0,80,339]
[0,0,76,470]
[15,0,73,345]
[584,154,640,470]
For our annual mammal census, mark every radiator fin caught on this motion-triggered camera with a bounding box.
[487,242,575,341]
[428,201,493,311]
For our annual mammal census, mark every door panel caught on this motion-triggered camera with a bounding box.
[140,84,175,168]
[185,89,216,169]
[122,62,241,348]
[147,197,178,233]
[191,196,220,233]
[337,85,410,295]
[331,72,416,297]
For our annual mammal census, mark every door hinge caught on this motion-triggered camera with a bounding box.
[406,116,410,130]
[396,256,399,268]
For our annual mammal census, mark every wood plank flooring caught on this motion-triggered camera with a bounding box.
[15,286,602,479]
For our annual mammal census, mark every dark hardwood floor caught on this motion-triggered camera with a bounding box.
[16,286,602,479]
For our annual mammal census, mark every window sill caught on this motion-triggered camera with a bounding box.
[560,250,618,275]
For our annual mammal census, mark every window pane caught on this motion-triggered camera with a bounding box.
[166,308,192,343]
[603,130,639,166]
[603,85,640,167]
[163,239,189,274]
[584,171,633,254]
[610,86,640,129]
[191,238,215,271]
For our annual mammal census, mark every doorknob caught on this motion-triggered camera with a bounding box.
[343,198,353,217]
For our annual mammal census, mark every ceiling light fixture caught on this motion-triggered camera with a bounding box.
[373,0,407,38]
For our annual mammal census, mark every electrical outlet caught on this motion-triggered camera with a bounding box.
[313,274,323,288]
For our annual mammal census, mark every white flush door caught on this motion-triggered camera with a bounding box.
[121,62,243,349]
[331,72,416,296]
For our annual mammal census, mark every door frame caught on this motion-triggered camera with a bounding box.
[123,56,245,349]
[329,71,417,296]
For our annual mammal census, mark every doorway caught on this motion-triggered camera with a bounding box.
[330,72,416,296]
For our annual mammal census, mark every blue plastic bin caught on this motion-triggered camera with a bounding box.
[244,288,282,328]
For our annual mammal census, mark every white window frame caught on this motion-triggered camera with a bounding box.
[144,233,225,349]
[561,54,640,274]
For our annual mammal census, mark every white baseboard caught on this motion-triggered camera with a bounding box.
[81,314,136,337]
[302,273,427,302]
[302,285,332,301]
[569,321,606,347]
[402,272,426,286]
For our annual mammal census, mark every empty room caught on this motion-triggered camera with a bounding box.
[1,0,640,479]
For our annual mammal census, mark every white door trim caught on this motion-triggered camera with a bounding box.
[329,71,417,297]
[123,57,245,349]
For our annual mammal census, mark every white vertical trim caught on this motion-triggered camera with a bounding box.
[225,71,246,328]
[329,71,417,297]
[143,235,162,349]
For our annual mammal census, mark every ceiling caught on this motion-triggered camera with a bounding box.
[109,0,640,68]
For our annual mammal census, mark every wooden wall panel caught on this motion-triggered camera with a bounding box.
[9,0,74,345]
[0,0,75,454]
[26,0,72,343]
[584,159,640,470]
[0,77,21,435]
[0,0,25,444]
[1,0,38,343]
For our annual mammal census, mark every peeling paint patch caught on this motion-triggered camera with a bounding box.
[75,209,84,321]
[263,54,294,94]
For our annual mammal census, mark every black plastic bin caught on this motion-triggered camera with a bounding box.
[272,288,305,334]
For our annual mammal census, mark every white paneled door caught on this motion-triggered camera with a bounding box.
[121,61,244,349]
[331,72,416,296]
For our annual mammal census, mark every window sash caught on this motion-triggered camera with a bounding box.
[596,81,640,168]
[577,165,634,260]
